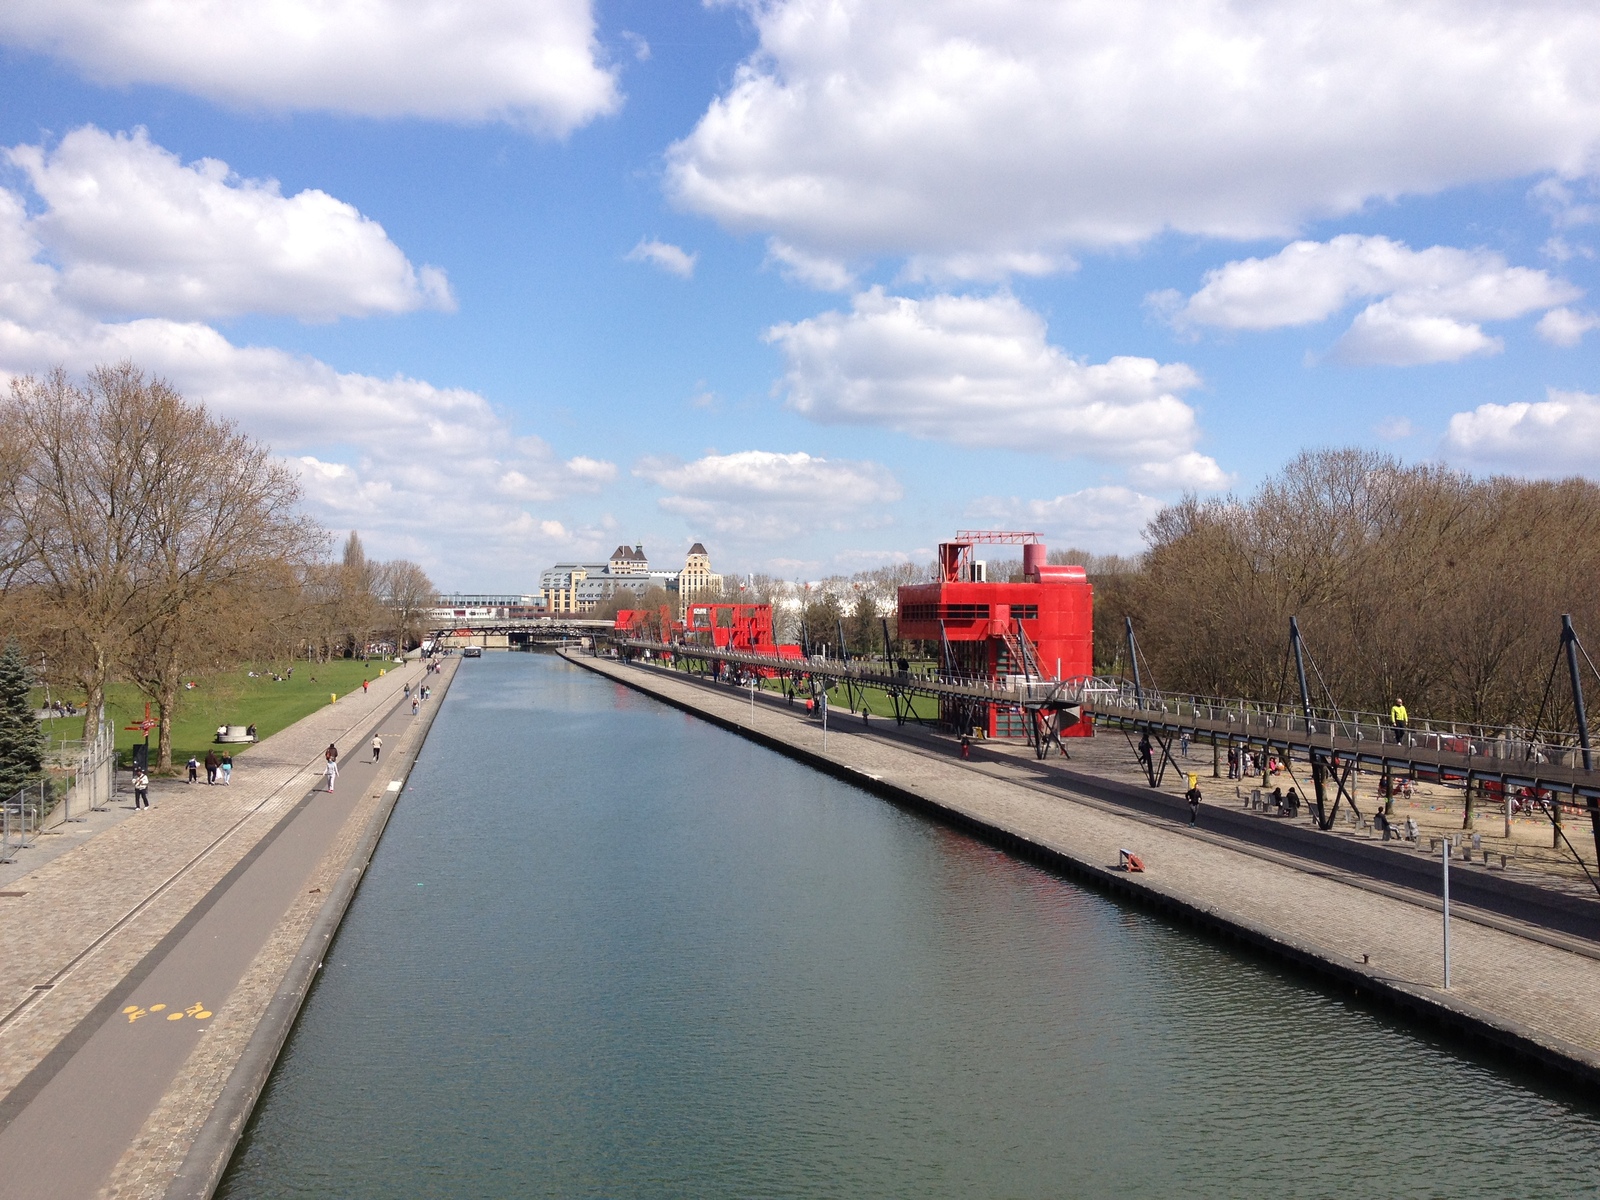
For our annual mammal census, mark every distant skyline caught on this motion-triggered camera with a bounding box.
[1,1,1597,588]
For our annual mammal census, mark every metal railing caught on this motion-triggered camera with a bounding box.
[1,720,116,865]
[1088,680,1597,773]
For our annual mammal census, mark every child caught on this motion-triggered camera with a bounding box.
[186,756,199,784]
[221,754,232,785]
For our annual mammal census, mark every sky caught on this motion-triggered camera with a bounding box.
[1,0,1598,590]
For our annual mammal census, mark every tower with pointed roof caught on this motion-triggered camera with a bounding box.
[678,541,721,613]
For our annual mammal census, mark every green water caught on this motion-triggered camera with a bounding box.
[218,652,1600,1198]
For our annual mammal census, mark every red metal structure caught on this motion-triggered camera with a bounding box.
[897,531,1094,739]
[615,602,804,669]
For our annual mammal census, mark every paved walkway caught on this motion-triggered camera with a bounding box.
[573,653,1600,1081]
[0,658,457,1200]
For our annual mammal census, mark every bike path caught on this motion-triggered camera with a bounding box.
[0,691,424,1200]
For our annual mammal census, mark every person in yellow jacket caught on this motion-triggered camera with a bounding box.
[1390,698,1408,744]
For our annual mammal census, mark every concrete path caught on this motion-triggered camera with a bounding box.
[573,652,1600,1084]
[0,659,457,1200]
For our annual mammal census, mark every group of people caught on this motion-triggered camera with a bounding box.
[404,679,433,715]
[1225,746,1283,779]
[44,698,79,717]
[185,750,233,784]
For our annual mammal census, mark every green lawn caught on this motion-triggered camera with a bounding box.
[35,659,402,771]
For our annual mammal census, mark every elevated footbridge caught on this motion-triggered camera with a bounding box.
[602,634,1600,856]
[604,636,1094,754]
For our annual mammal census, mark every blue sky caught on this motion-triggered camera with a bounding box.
[1,1,1597,589]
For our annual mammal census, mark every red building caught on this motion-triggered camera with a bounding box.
[896,531,1093,738]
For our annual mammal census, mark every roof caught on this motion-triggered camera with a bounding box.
[609,544,646,561]
[687,542,708,556]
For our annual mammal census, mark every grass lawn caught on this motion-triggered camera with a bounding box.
[35,659,402,771]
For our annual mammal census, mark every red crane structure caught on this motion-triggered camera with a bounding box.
[897,530,1094,740]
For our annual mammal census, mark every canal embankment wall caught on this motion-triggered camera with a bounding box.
[564,649,1600,1091]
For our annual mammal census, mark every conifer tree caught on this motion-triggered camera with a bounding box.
[0,643,44,799]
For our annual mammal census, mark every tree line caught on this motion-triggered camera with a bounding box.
[1100,448,1600,732]
[0,364,436,770]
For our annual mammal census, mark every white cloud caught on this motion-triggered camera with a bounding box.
[1444,389,1600,473]
[765,239,855,291]
[766,288,1220,483]
[0,0,618,135]
[969,486,1166,555]
[1531,178,1600,229]
[1165,234,1579,365]
[1375,416,1414,440]
[1537,307,1600,347]
[635,449,901,541]
[0,135,612,584]
[625,238,697,279]
[9,127,453,322]
[667,1,1600,269]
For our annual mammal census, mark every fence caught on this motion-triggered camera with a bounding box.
[0,719,116,865]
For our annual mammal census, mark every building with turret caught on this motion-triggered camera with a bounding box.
[678,542,722,613]
[540,544,677,613]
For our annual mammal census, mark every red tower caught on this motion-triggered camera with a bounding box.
[896,531,1094,738]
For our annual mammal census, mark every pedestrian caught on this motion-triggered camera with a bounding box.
[204,749,219,785]
[324,743,339,792]
[371,734,382,764]
[1180,731,1191,759]
[133,768,150,810]
[960,735,971,760]
[1227,746,1238,779]
[1137,732,1153,773]
[362,679,369,693]
[404,682,411,699]
[1390,697,1408,744]
[1186,775,1203,825]
[411,696,419,716]
[1405,815,1419,842]
[186,756,198,784]
[221,753,232,785]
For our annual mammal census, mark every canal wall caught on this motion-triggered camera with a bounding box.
[565,650,1600,1091]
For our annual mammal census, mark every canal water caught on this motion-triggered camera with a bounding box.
[219,653,1600,1199]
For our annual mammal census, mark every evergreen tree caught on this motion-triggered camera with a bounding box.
[0,644,45,800]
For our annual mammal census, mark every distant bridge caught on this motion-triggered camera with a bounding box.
[429,617,612,649]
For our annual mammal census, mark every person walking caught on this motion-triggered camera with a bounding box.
[371,734,382,764]
[1137,733,1153,774]
[186,756,199,784]
[133,768,150,810]
[362,679,370,694]
[960,735,971,760]
[221,753,232,785]
[1180,731,1191,759]
[1390,697,1408,744]
[411,696,420,716]
[324,743,339,792]
[204,749,219,785]
[1186,775,1203,825]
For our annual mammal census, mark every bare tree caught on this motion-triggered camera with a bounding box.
[377,559,437,651]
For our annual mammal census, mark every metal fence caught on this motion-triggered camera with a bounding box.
[0,719,116,865]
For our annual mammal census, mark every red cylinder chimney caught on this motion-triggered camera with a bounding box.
[1023,543,1046,581]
